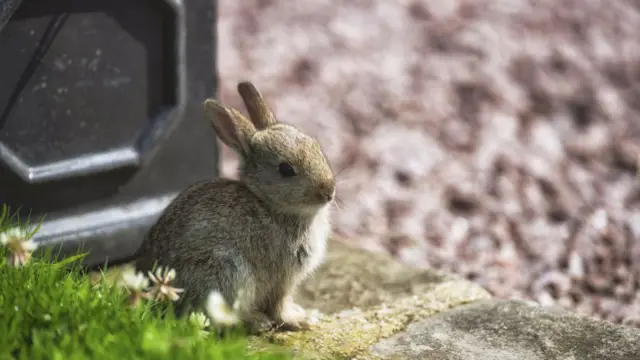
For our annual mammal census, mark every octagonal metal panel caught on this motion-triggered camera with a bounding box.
[0,0,185,184]
[0,0,218,265]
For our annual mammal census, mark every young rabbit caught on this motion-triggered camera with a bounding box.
[134,81,335,333]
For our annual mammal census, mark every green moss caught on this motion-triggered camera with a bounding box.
[0,205,292,360]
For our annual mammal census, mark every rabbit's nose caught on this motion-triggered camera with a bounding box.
[316,182,335,203]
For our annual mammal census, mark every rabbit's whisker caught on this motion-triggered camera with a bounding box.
[331,196,345,211]
[333,164,352,179]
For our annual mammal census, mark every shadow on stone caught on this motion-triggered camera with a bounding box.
[295,238,450,314]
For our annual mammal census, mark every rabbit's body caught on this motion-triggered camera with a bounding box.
[134,82,335,332]
[136,179,329,320]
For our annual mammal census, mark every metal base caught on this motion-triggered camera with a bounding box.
[34,193,178,266]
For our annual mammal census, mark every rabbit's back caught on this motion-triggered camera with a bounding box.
[137,180,264,257]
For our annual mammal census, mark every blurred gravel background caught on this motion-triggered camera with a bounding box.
[216,0,640,326]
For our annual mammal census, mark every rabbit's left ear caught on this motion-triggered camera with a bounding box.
[237,81,278,130]
[204,98,256,157]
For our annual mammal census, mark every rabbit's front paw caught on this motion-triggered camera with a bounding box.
[276,301,310,331]
[244,312,277,335]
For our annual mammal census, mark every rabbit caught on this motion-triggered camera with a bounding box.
[134,81,336,333]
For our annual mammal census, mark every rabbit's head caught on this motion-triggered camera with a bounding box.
[204,82,335,216]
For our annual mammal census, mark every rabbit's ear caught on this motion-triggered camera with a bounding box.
[204,99,256,156]
[237,81,277,130]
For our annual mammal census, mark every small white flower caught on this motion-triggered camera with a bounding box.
[205,291,240,326]
[147,266,184,302]
[120,271,150,292]
[189,311,211,329]
[189,311,211,337]
[149,266,176,283]
[1,227,38,267]
[116,269,151,307]
[0,227,27,245]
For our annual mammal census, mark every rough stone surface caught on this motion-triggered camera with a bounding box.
[218,0,640,326]
[369,299,640,360]
[294,237,479,314]
[251,237,491,359]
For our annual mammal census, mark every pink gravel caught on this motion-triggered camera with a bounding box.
[216,0,640,326]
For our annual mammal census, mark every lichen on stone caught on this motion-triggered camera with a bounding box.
[256,280,491,360]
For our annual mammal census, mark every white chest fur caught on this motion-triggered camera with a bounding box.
[302,205,331,274]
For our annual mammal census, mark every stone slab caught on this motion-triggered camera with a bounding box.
[369,299,640,360]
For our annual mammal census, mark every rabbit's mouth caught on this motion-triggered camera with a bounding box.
[306,188,335,207]
[294,199,333,218]
[267,199,329,218]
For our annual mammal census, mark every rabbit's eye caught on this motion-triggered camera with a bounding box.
[278,162,297,178]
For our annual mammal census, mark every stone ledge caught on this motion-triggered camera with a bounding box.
[369,299,640,360]
[252,238,640,360]
[251,238,492,359]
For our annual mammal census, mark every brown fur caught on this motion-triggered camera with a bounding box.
[134,82,335,333]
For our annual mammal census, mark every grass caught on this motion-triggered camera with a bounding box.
[0,206,293,360]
